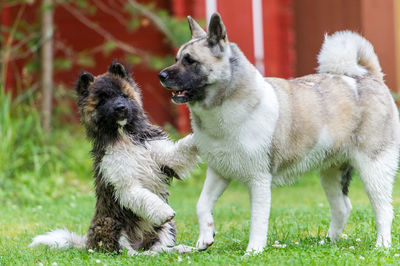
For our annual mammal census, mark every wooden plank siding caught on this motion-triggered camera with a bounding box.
[294,0,398,92]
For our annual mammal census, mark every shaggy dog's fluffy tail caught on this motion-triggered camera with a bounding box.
[29,229,87,249]
[317,31,383,81]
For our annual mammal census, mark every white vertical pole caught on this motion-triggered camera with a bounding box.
[206,0,217,24]
[252,0,265,75]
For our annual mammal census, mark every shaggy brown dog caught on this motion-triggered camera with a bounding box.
[30,61,199,255]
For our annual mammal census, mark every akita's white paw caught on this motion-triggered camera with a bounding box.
[153,205,175,226]
[326,231,340,243]
[245,246,264,255]
[196,233,214,251]
[375,236,391,248]
[174,244,197,253]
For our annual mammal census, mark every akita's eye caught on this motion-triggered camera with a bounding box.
[121,93,129,99]
[183,54,196,65]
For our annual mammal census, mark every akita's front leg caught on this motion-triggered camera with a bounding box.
[149,134,199,178]
[245,176,272,254]
[196,168,230,250]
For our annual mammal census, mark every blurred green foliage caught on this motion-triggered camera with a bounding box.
[0,85,92,205]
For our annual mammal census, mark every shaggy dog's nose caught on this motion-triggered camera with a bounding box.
[114,103,126,112]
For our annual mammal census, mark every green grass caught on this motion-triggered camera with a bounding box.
[2,160,400,265]
[2,89,400,265]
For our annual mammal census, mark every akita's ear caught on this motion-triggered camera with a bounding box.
[187,16,206,39]
[207,13,227,46]
[76,71,94,96]
[108,61,129,79]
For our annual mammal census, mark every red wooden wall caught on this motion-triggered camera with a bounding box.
[2,0,176,126]
[294,0,398,92]
[171,0,294,132]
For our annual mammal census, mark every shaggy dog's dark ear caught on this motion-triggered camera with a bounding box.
[108,61,129,79]
[207,13,227,46]
[76,71,94,96]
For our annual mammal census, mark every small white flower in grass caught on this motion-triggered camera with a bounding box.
[96,259,101,263]
[394,254,400,257]
[359,256,365,260]
[274,240,279,245]
[177,256,183,262]
[356,238,361,242]
[295,242,299,245]
[38,263,44,266]
[349,246,355,250]
[88,249,94,253]
[318,240,325,245]
[342,234,348,239]
[272,243,286,248]
[52,263,58,266]
[37,205,43,210]
[318,203,324,207]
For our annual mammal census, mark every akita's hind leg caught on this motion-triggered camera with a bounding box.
[354,148,398,247]
[320,166,353,241]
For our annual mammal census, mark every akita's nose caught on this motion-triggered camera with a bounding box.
[158,71,168,82]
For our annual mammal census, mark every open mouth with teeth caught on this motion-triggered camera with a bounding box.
[161,81,208,104]
[171,89,190,104]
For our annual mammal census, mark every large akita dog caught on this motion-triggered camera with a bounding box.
[159,13,400,254]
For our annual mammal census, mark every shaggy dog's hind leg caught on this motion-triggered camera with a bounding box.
[150,222,196,254]
[87,217,122,252]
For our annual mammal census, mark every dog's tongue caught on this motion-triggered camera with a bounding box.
[172,90,187,97]
[177,90,187,97]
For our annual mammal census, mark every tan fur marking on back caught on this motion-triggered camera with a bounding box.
[267,74,362,172]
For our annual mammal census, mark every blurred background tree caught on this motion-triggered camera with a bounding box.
[1,0,193,133]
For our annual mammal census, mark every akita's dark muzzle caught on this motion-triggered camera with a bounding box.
[158,67,207,104]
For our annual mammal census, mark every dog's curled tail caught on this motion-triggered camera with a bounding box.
[29,229,87,249]
[317,31,383,80]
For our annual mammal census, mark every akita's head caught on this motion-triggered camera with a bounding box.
[76,61,147,141]
[159,13,236,105]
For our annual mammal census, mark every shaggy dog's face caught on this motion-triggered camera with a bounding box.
[76,62,144,139]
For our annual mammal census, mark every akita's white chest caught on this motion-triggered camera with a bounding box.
[197,135,270,182]
[192,95,279,182]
